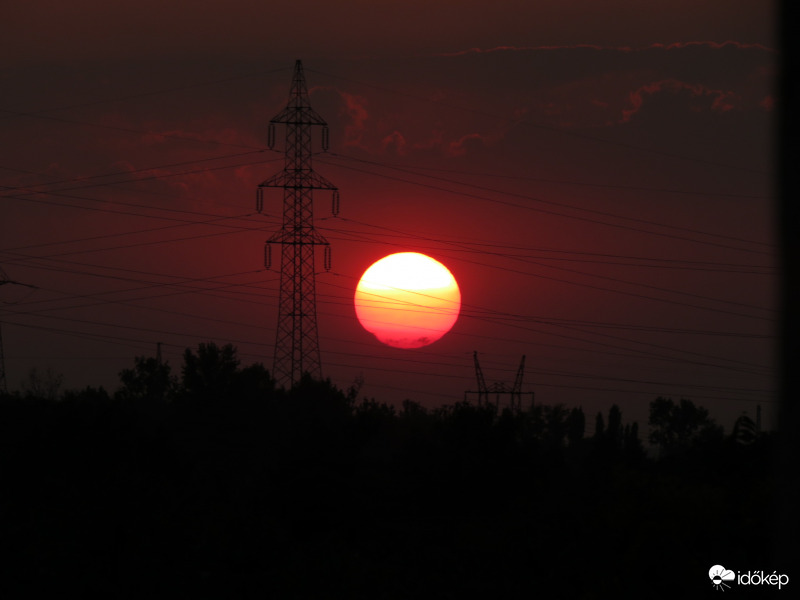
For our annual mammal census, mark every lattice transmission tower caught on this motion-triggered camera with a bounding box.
[0,321,6,393]
[1,266,12,392]
[1,265,36,393]
[464,351,534,411]
[257,60,340,390]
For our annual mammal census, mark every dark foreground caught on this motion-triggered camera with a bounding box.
[0,356,788,598]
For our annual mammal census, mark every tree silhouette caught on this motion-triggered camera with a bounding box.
[234,362,275,403]
[566,406,585,445]
[623,422,645,461]
[648,397,722,456]
[594,411,605,440]
[606,404,623,451]
[63,385,111,405]
[543,403,569,448]
[180,342,240,402]
[21,366,63,401]
[117,355,176,403]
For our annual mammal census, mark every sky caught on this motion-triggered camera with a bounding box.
[1,1,779,433]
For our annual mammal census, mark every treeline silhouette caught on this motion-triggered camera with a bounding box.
[0,343,778,597]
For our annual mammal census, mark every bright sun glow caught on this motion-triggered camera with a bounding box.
[354,252,461,349]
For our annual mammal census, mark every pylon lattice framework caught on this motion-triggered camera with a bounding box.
[0,322,6,393]
[257,60,339,390]
[464,351,534,411]
[1,267,15,393]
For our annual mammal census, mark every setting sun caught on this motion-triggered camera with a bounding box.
[354,252,461,349]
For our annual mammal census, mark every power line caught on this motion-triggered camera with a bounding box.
[323,152,772,249]
[321,274,772,376]
[1,303,775,404]
[0,149,272,195]
[0,108,264,152]
[2,254,773,384]
[318,156,773,256]
[0,212,267,255]
[323,223,772,273]
[1,316,774,405]
[1,158,284,224]
[321,218,775,321]
[16,247,773,344]
[5,240,774,375]
[381,161,770,201]
[2,218,273,262]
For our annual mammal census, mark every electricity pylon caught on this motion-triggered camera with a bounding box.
[1,266,12,392]
[0,322,6,393]
[257,60,340,390]
[1,266,36,392]
[464,351,534,411]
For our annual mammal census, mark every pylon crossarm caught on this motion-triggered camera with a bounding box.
[267,230,330,245]
[270,107,327,126]
[260,172,338,191]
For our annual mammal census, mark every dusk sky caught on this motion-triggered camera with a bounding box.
[1,1,778,432]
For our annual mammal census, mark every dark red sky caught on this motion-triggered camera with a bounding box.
[1,1,778,432]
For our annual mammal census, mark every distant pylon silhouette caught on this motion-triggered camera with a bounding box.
[257,60,340,389]
[0,266,36,393]
[0,322,7,393]
[1,267,12,392]
[464,351,534,410]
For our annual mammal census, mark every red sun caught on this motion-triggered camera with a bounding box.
[354,252,461,349]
